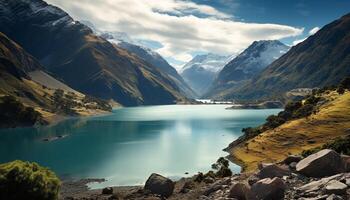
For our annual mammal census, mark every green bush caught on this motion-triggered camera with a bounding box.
[211,157,232,178]
[0,160,60,200]
[264,115,286,129]
[302,135,350,157]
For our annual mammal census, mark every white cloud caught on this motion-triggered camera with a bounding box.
[292,26,320,46]
[309,26,320,35]
[46,0,303,69]
[292,38,306,46]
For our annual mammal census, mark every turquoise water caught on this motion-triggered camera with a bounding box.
[0,105,279,187]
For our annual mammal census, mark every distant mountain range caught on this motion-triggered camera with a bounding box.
[222,13,350,101]
[180,53,233,96]
[0,0,188,106]
[205,40,289,99]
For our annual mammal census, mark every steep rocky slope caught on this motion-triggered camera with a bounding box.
[0,0,187,106]
[117,41,196,98]
[0,32,111,126]
[205,40,289,99]
[226,13,350,101]
[228,87,350,172]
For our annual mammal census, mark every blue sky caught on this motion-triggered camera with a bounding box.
[193,0,350,45]
[47,0,350,70]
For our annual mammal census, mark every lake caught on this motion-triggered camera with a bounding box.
[0,105,279,188]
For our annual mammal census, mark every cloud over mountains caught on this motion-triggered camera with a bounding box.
[47,0,303,67]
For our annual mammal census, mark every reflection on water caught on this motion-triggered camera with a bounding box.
[0,105,280,187]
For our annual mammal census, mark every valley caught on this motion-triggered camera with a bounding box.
[0,0,349,199]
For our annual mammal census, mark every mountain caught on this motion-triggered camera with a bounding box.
[224,13,350,101]
[100,31,135,45]
[117,41,197,98]
[180,53,232,96]
[205,40,289,98]
[0,0,188,106]
[0,32,111,127]
[88,23,197,98]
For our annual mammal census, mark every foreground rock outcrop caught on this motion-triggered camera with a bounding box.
[60,149,350,200]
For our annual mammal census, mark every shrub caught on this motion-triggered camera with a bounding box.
[293,104,315,118]
[264,115,285,129]
[304,95,321,106]
[301,135,350,157]
[285,101,302,113]
[0,160,60,200]
[211,157,232,178]
[337,86,345,94]
[194,172,204,182]
[241,127,262,139]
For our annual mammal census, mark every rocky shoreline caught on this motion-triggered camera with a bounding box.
[60,149,350,200]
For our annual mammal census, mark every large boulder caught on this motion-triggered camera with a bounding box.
[250,177,286,200]
[296,149,344,177]
[228,182,251,200]
[144,173,175,197]
[102,187,113,195]
[257,164,290,179]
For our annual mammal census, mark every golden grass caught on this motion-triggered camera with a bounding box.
[230,91,350,172]
[20,79,110,123]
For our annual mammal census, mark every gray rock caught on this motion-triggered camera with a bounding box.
[258,163,273,170]
[296,149,344,177]
[203,184,222,196]
[346,178,350,186]
[203,178,231,196]
[283,155,303,165]
[341,154,350,172]
[324,180,347,195]
[298,195,328,200]
[180,180,195,193]
[102,187,113,195]
[248,174,259,185]
[326,194,344,200]
[250,177,286,200]
[289,162,297,170]
[257,164,290,179]
[297,174,343,193]
[144,173,175,197]
[203,177,215,184]
[228,182,250,200]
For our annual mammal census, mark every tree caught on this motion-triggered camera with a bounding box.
[211,157,232,178]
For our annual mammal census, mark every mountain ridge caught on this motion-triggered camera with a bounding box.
[0,0,188,106]
[222,13,350,101]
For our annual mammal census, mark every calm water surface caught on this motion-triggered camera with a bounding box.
[0,105,279,187]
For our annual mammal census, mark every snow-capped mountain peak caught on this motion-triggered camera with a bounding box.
[182,53,232,73]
